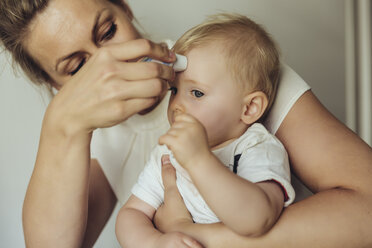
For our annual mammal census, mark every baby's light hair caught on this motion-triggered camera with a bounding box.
[173,13,280,119]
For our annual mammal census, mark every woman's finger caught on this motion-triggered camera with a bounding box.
[161,155,177,189]
[112,98,157,120]
[111,79,168,100]
[114,60,175,81]
[107,39,176,63]
[182,237,204,248]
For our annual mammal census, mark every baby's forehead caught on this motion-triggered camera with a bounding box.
[185,43,238,73]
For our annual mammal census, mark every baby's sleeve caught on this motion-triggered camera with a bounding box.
[131,147,164,209]
[237,137,295,207]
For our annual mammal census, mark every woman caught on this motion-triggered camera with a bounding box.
[1,0,371,248]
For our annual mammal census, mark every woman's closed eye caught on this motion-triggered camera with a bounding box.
[99,21,117,43]
[191,89,204,98]
[65,22,117,76]
[68,57,86,76]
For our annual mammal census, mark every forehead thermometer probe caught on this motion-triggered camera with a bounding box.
[140,54,188,72]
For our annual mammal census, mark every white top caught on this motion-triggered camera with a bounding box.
[263,64,311,133]
[91,93,171,204]
[132,123,295,224]
[91,64,311,204]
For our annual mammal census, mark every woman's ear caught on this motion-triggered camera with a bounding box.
[241,91,268,125]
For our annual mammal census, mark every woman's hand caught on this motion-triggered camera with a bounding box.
[155,232,204,248]
[154,155,194,233]
[45,39,176,138]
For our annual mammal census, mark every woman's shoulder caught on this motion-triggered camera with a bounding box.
[264,63,311,134]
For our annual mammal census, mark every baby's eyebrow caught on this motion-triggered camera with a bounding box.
[185,79,198,84]
[183,78,203,87]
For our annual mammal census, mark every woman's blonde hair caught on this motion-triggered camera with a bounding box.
[173,13,280,117]
[0,0,131,89]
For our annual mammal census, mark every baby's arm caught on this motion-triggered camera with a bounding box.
[115,195,158,247]
[159,113,284,236]
[115,195,202,248]
[190,154,284,236]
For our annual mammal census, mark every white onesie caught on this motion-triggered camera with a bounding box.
[132,123,295,224]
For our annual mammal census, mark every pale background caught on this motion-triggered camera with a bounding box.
[0,0,345,247]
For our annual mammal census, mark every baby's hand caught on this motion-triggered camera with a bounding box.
[159,113,211,170]
[155,232,203,248]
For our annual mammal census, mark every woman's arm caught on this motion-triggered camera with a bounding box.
[155,90,372,248]
[22,40,176,248]
[116,195,203,248]
[82,160,117,247]
[22,119,93,247]
[269,90,372,247]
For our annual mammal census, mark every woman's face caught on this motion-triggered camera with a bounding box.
[25,0,140,87]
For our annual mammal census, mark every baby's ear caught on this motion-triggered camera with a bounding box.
[240,91,268,125]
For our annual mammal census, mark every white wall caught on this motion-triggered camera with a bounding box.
[0,1,345,247]
[129,0,345,121]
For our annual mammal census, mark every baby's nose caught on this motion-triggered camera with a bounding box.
[173,107,185,116]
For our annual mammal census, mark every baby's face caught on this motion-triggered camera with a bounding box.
[168,43,246,148]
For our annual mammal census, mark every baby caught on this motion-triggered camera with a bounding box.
[116,13,295,247]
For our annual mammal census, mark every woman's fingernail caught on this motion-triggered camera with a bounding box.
[183,238,195,247]
[168,51,175,59]
[161,155,171,165]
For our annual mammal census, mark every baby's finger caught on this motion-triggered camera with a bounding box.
[164,128,181,137]
[174,113,199,123]
[158,133,174,146]
[169,121,188,130]
[158,134,180,153]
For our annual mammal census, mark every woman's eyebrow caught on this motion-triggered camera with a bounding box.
[54,8,108,71]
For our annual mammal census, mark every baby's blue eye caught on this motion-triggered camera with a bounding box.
[192,90,204,98]
[169,87,178,95]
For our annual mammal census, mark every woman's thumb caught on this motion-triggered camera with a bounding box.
[161,155,177,189]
